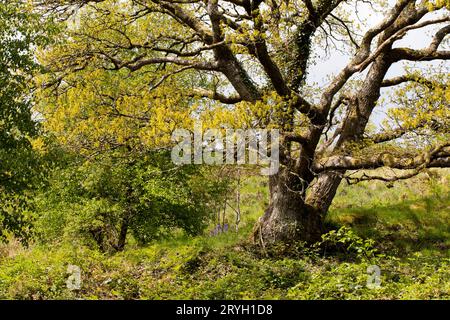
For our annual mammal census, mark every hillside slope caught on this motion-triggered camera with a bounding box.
[0,171,448,300]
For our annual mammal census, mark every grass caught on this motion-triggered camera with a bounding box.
[328,171,449,256]
[0,170,448,300]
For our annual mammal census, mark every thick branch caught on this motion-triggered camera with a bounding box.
[390,23,450,62]
[314,144,450,172]
[381,75,436,89]
[189,88,242,104]
[283,132,309,145]
[150,0,214,43]
[390,48,450,62]
[101,53,219,71]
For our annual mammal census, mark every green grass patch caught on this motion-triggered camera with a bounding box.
[0,171,448,300]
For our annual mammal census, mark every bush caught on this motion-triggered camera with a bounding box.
[32,150,229,251]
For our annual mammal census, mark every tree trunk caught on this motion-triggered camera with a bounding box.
[253,167,323,244]
[254,54,392,245]
[116,214,129,252]
[305,172,342,215]
[306,54,392,215]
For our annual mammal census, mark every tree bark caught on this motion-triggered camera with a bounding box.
[116,212,130,252]
[305,172,342,215]
[254,167,323,244]
[256,53,393,244]
[306,53,393,216]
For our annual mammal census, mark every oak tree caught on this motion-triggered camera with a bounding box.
[36,0,449,244]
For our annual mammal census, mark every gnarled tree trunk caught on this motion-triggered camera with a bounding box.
[255,52,392,245]
[254,167,324,244]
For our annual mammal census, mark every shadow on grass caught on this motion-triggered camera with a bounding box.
[326,194,450,256]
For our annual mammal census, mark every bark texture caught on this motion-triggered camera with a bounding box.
[255,168,323,244]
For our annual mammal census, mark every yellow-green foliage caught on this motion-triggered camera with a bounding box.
[0,171,448,300]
